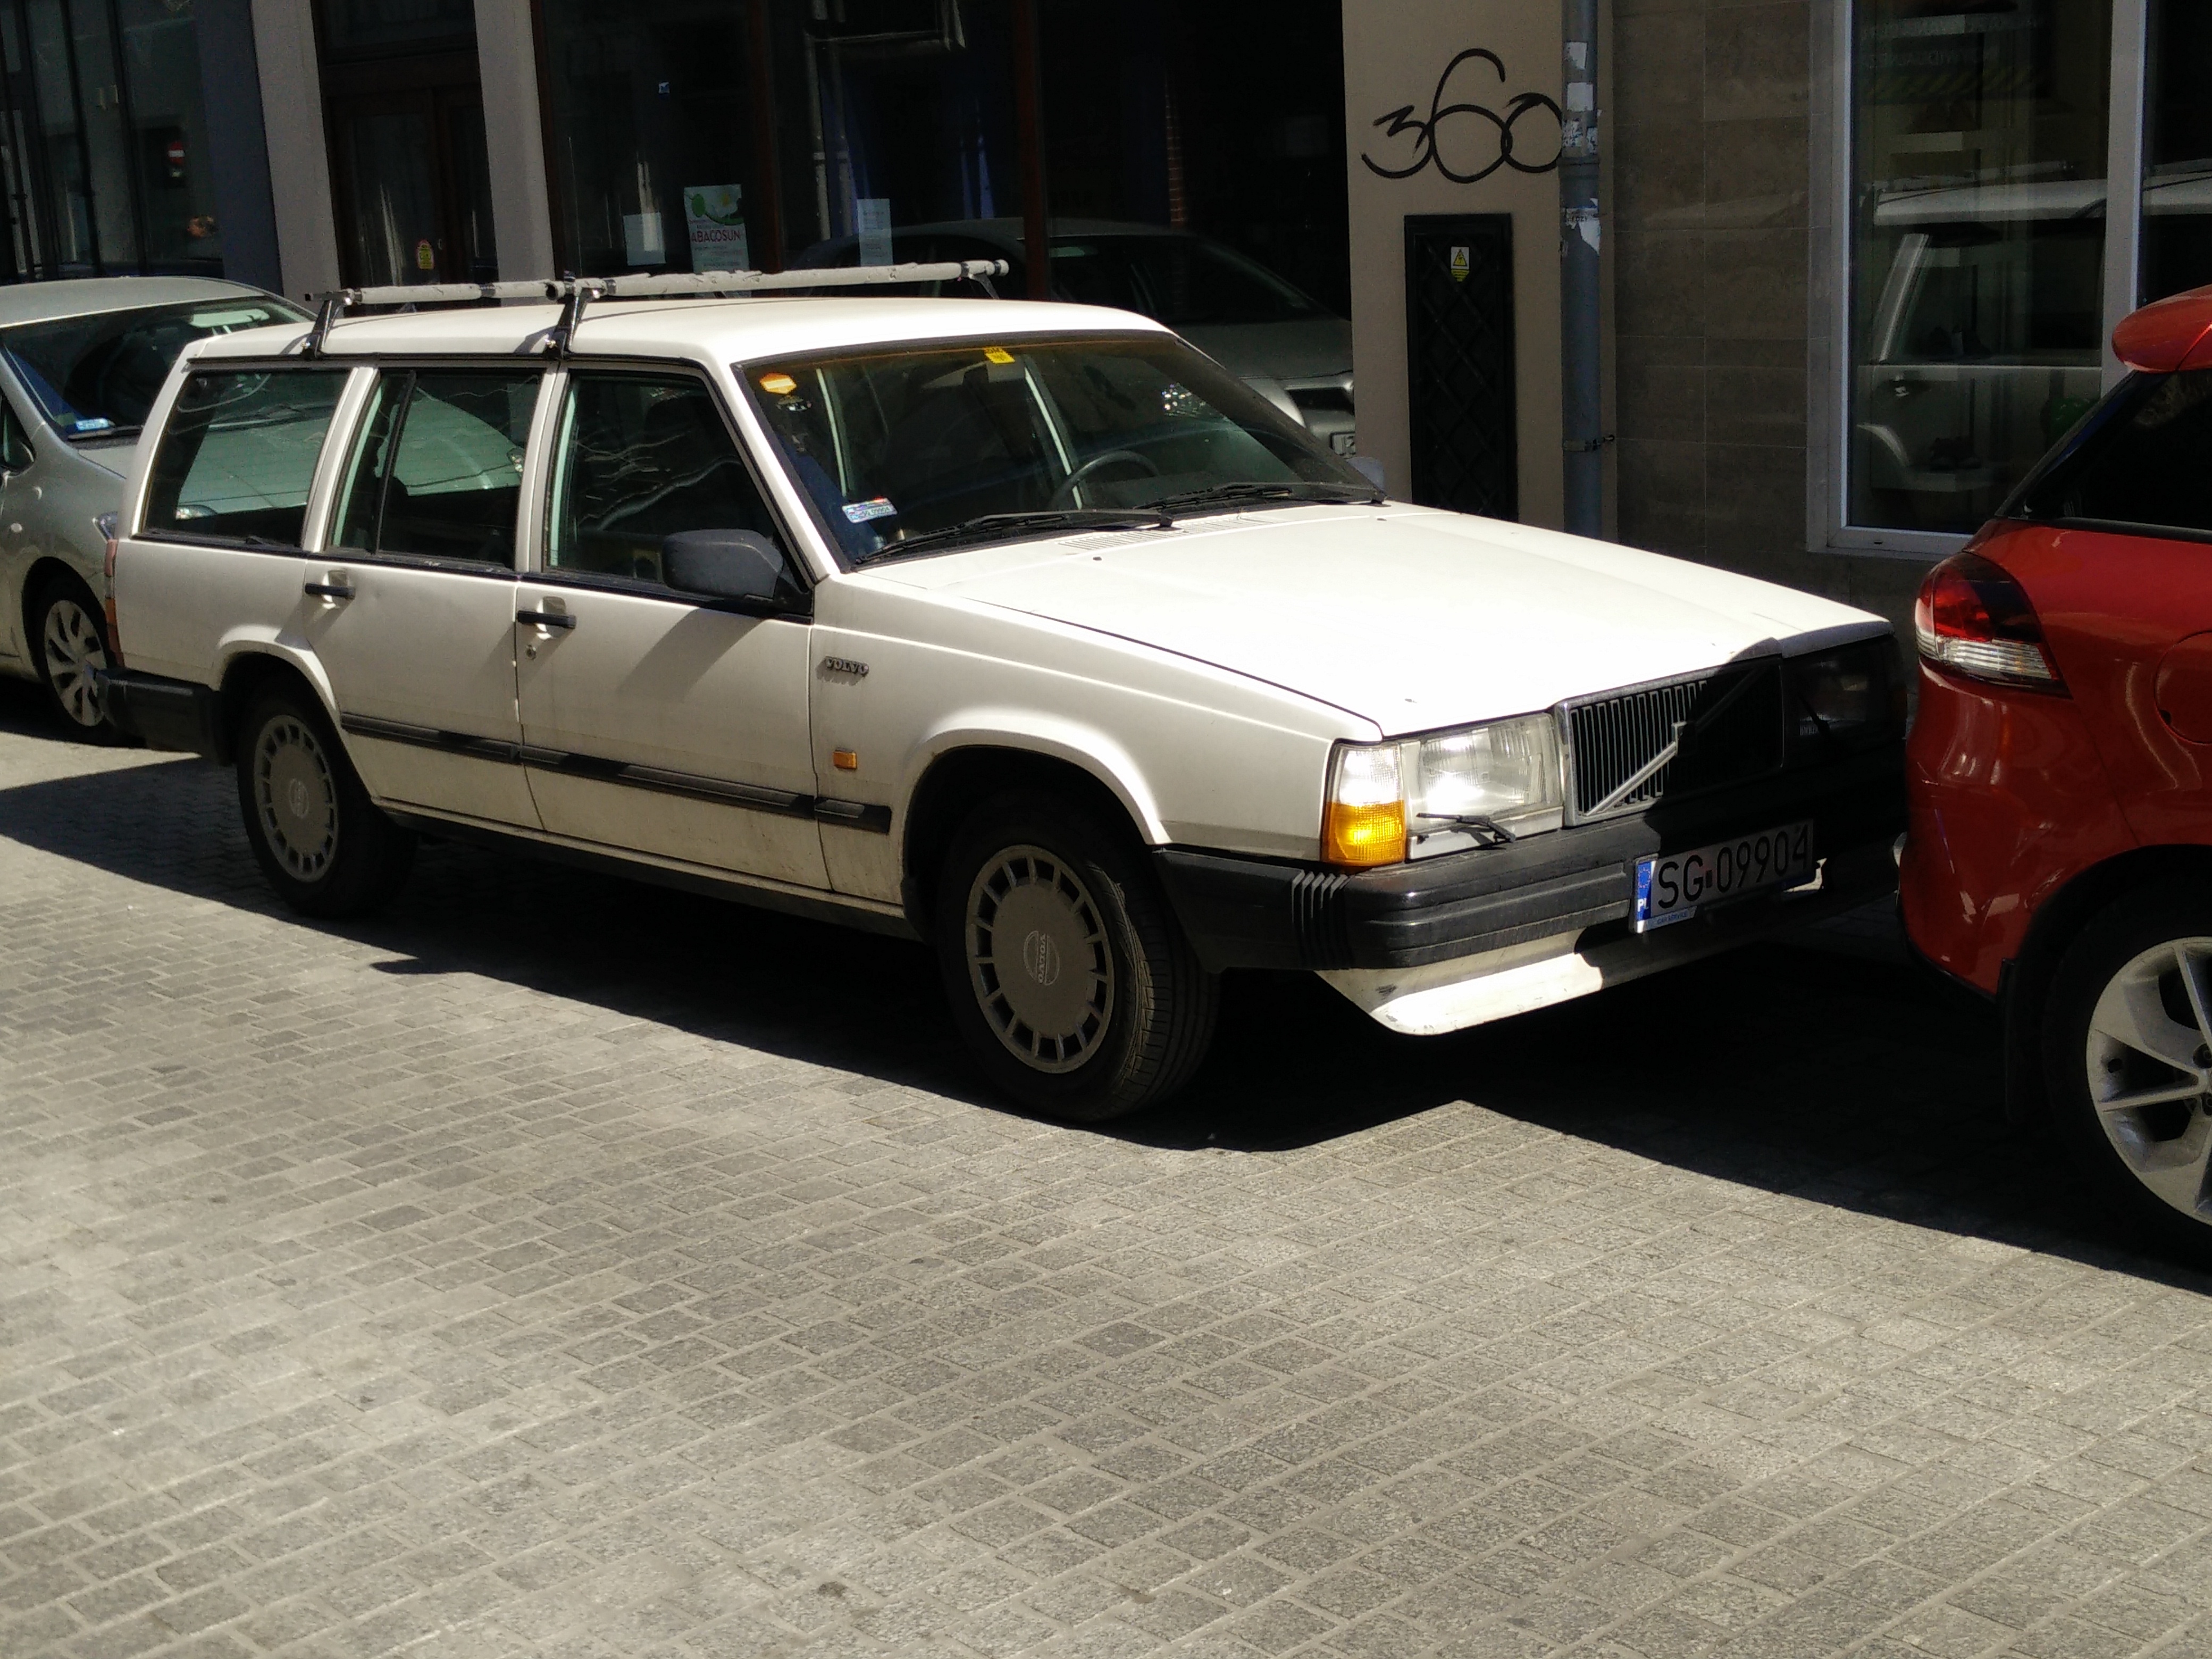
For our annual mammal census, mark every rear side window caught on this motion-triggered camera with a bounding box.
[141,370,347,547]
[2012,369,2212,539]
[332,370,539,567]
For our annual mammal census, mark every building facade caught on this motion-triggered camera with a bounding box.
[1,0,2203,627]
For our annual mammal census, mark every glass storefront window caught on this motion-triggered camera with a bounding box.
[316,0,472,55]
[120,0,223,269]
[538,0,762,278]
[0,0,221,278]
[1848,0,2113,535]
[2142,0,2212,306]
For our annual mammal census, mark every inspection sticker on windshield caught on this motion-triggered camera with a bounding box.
[1634,820,1815,932]
[842,497,898,523]
[983,346,1015,364]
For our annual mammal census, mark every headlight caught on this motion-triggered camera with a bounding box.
[1323,714,1563,867]
[1785,640,1905,753]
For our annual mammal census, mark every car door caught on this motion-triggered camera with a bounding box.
[514,367,828,888]
[2002,365,2212,847]
[305,365,543,828]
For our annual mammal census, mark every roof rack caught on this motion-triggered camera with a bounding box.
[296,260,1011,358]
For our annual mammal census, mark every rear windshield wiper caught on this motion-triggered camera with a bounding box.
[856,507,1171,565]
[1146,480,1382,515]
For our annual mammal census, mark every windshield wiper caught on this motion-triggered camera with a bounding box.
[1147,480,1382,516]
[1416,812,1518,848]
[857,507,1171,564]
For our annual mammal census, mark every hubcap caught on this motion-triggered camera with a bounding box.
[254,715,339,881]
[2085,937,2212,1220]
[40,596,107,727]
[965,844,1114,1074]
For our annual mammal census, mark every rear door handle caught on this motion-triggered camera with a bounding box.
[304,579,353,599]
[516,608,575,630]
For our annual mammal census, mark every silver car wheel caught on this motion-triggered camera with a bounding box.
[40,594,107,727]
[253,714,340,882]
[2084,936,2212,1221]
[965,843,1115,1074]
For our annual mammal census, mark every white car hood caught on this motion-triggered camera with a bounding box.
[870,505,1887,735]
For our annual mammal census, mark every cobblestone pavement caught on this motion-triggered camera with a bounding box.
[3,684,2211,1659]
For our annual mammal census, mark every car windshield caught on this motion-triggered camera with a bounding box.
[1,297,304,440]
[747,333,1371,564]
[1051,237,1327,326]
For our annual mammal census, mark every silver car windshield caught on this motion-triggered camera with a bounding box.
[1,298,305,440]
[746,333,1371,565]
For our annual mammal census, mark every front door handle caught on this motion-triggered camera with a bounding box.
[516,608,575,630]
[304,579,354,600]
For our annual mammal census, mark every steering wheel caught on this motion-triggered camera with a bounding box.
[1048,448,1161,508]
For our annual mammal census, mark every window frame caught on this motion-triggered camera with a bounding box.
[532,359,816,618]
[131,360,359,552]
[323,362,554,576]
[1809,0,2157,562]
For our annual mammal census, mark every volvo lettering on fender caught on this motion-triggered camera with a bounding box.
[1634,820,1815,933]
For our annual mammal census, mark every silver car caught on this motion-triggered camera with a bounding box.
[0,278,304,738]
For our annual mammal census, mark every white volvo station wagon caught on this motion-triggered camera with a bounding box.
[104,268,1906,1120]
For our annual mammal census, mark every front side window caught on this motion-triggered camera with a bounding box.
[748,333,1368,564]
[543,371,802,601]
[333,370,540,567]
[1847,0,2114,535]
[2010,369,2212,538]
[141,370,348,546]
[1,299,305,440]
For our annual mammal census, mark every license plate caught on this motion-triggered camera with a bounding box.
[1634,820,1815,932]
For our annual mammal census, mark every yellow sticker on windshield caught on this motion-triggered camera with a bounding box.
[759,372,798,396]
[982,346,1015,365]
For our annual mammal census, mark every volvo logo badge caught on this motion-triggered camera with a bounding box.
[288,780,309,818]
[819,656,870,678]
[1021,929,1061,986]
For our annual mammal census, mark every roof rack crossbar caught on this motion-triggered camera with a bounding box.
[316,261,1009,314]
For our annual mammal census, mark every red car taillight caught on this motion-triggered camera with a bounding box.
[1913,551,2064,692]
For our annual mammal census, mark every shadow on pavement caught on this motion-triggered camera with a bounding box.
[0,696,2190,1286]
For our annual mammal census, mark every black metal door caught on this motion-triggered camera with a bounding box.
[1405,214,1515,518]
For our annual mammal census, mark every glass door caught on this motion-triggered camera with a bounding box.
[327,86,494,287]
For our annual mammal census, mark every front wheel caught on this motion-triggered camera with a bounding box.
[32,574,122,742]
[2043,885,2212,1266]
[236,683,414,918]
[935,792,1217,1122]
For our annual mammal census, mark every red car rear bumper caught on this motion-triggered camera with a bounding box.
[1900,664,2137,995]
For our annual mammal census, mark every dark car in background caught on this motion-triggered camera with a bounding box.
[792,218,1356,460]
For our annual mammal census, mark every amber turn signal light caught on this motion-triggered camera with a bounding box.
[1322,799,1406,867]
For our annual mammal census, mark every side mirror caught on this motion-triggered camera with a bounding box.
[662,528,786,604]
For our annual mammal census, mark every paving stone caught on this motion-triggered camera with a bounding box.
[3,694,2212,1659]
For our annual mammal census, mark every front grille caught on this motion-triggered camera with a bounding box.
[1567,660,1785,820]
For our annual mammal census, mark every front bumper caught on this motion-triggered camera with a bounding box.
[1154,744,1905,976]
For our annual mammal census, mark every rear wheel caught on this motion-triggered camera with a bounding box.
[2043,885,2212,1266]
[32,573,121,742]
[935,792,1217,1122]
[236,683,414,917]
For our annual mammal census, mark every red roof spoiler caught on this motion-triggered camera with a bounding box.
[2111,283,2212,373]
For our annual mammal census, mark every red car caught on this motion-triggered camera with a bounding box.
[1903,282,2212,1259]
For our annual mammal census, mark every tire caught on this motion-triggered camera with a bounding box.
[31,573,122,742]
[2043,883,2212,1266]
[235,682,415,918]
[934,791,1218,1122]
